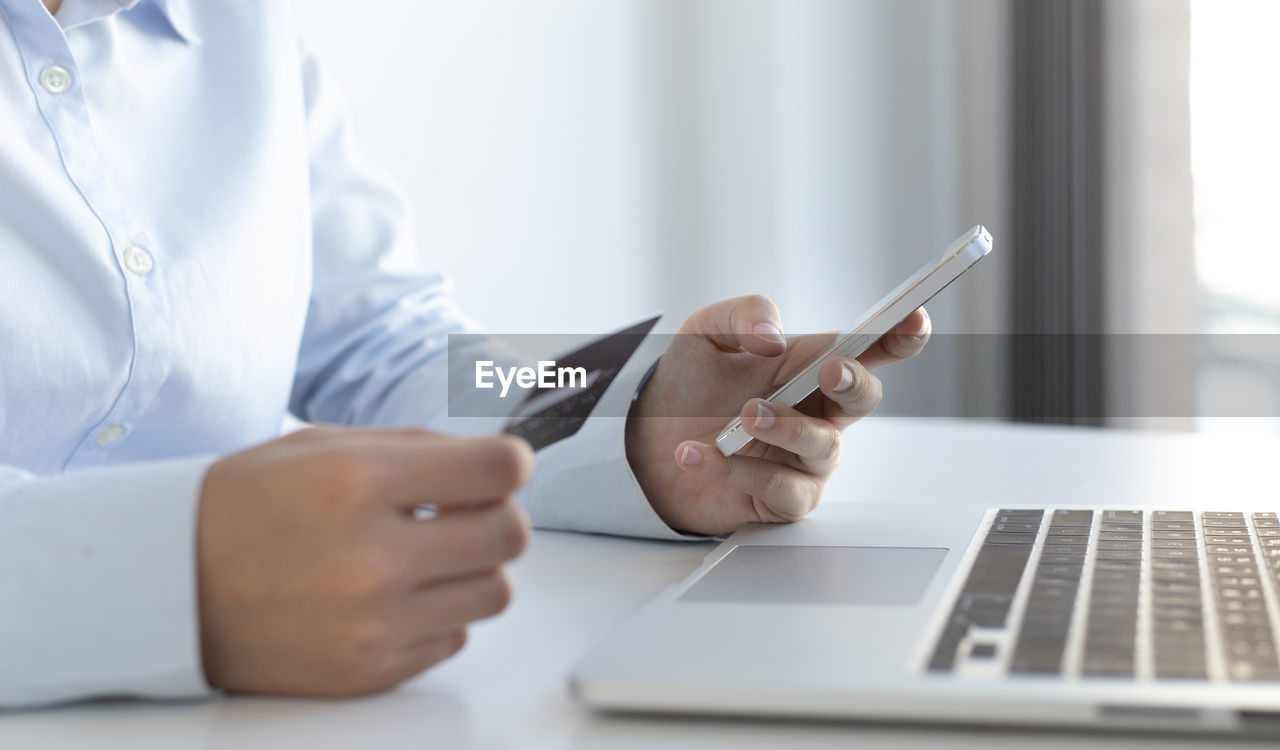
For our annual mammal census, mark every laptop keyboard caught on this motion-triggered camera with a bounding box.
[926,510,1280,681]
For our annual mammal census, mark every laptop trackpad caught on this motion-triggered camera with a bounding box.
[678,545,947,606]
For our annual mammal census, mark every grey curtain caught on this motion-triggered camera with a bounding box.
[1010,0,1108,426]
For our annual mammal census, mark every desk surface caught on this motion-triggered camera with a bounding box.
[3,418,1279,749]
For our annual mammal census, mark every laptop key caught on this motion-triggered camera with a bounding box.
[990,522,1041,533]
[1154,619,1204,634]
[1152,548,1197,560]
[1155,663,1208,680]
[1047,527,1091,536]
[1102,510,1143,523]
[1154,581,1202,596]
[1036,563,1084,578]
[1029,585,1078,602]
[1152,606,1203,620]
[1011,644,1066,674]
[1207,545,1254,555]
[1051,510,1094,528]
[1150,568,1201,583]
[1098,550,1141,561]
[1100,523,1143,532]
[1097,541,1141,551]
[1042,545,1089,556]
[1099,531,1142,542]
[986,532,1037,545]
[1204,529,1250,538]
[1082,633,1138,649]
[1039,553,1091,565]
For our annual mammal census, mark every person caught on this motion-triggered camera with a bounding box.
[0,0,930,707]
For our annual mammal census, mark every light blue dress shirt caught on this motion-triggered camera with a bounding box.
[0,0,681,708]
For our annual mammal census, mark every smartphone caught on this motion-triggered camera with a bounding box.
[714,225,993,457]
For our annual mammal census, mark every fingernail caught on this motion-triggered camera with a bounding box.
[906,309,930,341]
[832,361,857,393]
[751,320,785,345]
[679,444,704,467]
[752,402,775,430]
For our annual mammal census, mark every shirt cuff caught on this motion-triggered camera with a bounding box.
[516,352,703,541]
[0,456,215,708]
[368,332,703,540]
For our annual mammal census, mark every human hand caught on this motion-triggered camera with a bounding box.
[196,426,533,696]
[627,296,930,535]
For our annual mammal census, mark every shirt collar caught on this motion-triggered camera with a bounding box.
[148,0,197,43]
[56,0,198,44]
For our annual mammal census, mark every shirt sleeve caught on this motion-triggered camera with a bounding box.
[289,41,691,541]
[511,353,694,539]
[0,458,215,708]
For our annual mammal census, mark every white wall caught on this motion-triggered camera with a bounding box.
[293,0,1010,415]
[293,0,654,333]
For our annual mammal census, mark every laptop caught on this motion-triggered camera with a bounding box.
[570,502,1280,735]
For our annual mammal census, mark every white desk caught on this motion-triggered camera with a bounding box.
[3,419,1278,749]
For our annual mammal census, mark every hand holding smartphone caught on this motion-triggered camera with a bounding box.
[714,225,993,457]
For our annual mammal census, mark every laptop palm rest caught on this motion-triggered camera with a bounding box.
[677,545,948,606]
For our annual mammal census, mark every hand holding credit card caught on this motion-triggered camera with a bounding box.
[500,315,660,451]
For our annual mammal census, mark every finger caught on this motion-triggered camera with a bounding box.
[816,357,884,430]
[355,433,536,509]
[381,630,468,686]
[397,499,531,585]
[679,294,787,357]
[738,399,842,469]
[855,307,931,369]
[674,441,820,523]
[397,569,513,645]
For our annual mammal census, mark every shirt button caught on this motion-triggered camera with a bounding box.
[39,64,72,95]
[123,246,154,277]
[94,425,126,447]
